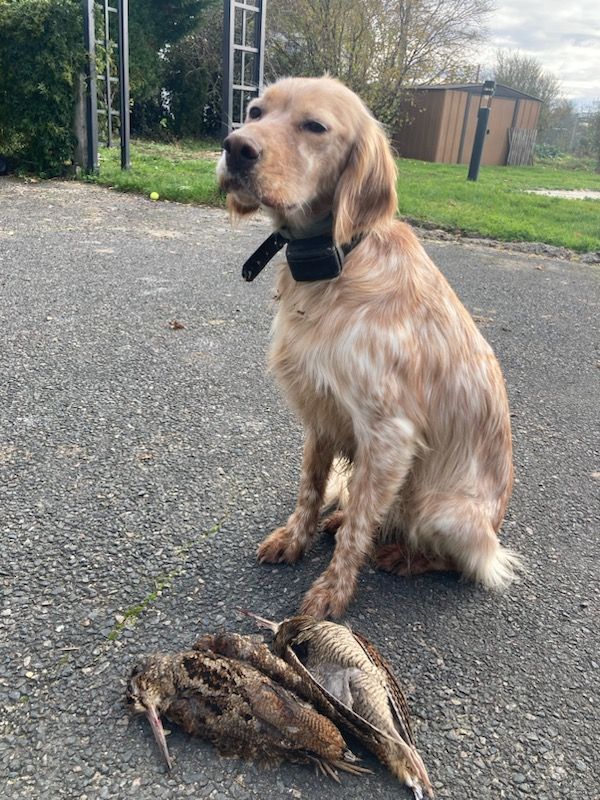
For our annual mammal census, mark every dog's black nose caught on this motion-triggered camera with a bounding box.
[223,134,262,173]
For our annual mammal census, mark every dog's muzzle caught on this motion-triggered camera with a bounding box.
[222,133,262,175]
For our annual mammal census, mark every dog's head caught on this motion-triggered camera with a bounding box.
[217,76,397,245]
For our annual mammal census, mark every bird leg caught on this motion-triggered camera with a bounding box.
[311,756,341,783]
[235,608,279,633]
[308,754,371,780]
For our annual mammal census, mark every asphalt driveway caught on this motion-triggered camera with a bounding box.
[0,178,598,799]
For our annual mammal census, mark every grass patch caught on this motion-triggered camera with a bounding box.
[397,160,600,252]
[107,516,227,642]
[85,139,600,252]
[108,572,178,642]
[86,139,224,206]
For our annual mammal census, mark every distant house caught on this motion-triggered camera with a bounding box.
[394,83,543,166]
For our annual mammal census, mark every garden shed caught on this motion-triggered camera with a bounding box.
[394,83,542,166]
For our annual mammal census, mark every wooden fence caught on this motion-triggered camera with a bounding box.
[507,127,537,166]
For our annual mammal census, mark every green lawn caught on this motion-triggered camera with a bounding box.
[86,140,600,252]
[87,139,224,207]
[397,159,600,252]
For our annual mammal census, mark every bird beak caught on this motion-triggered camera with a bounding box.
[235,607,279,633]
[146,705,173,771]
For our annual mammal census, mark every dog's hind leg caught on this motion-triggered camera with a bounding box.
[257,430,334,565]
[319,457,351,534]
[375,542,454,576]
[320,510,345,535]
[405,494,522,589]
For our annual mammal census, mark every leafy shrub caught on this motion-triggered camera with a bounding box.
[127,0,218,138]
[535,143,562,160]
[535,145,597,172]
[0,0,84,175]
[146,2,222,140]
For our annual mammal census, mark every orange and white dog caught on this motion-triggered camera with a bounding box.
[218,76,521,619]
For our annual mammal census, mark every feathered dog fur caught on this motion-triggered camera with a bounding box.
[217,76,521,619]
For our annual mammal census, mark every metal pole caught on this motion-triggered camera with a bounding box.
[257,0,266,93]
[467,107,490,181]
[467,81,495,182]
[221,0,234,140]
[82,0,99,173]
[117,0,130,169]
[103,0,113,147]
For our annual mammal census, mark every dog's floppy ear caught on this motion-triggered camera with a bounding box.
[333,119,398,246]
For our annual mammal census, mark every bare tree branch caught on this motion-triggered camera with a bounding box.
[266,0,491,124]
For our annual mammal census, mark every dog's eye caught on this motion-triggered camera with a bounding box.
[302,120,327,134]
[248,106,262,120]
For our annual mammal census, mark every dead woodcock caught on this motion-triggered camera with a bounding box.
[126,646,369,781]
[239,611,434,799]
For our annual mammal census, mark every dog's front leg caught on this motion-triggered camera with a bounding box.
[301,420,416,619]
[257,429,334,565]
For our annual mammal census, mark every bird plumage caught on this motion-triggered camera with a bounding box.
[126,647,367,781]
[239,611,434,799]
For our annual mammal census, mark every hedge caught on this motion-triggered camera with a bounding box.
[0,0,84,175]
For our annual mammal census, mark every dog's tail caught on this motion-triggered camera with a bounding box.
[469,542,524,590]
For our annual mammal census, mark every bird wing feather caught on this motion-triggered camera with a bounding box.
[349,632,434,796]
[285,642,403,747]
[288,638,433,797]
[350,630,416,747]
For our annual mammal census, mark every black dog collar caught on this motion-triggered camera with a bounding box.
[241,231,288,282]
[242,229,363,283]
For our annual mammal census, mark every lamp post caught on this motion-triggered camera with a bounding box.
[467,80,495,181]
[83,0,99,173]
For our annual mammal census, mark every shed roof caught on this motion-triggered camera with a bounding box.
[412,83,543,103]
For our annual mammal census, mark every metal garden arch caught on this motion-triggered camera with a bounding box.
[221,0,267,139]
[82,0,130,173]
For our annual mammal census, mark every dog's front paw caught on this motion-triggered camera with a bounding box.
[257,527,306,565]
[300,572,354,620]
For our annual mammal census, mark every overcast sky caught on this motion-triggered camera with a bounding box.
[477,0,600,106]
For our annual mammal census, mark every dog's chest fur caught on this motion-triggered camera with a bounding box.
[268,265,357,450]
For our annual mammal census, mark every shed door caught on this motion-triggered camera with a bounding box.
[461,96,517,166]
[483,98,515,165]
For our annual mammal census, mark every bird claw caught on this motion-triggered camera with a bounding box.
[312,757,341,783]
